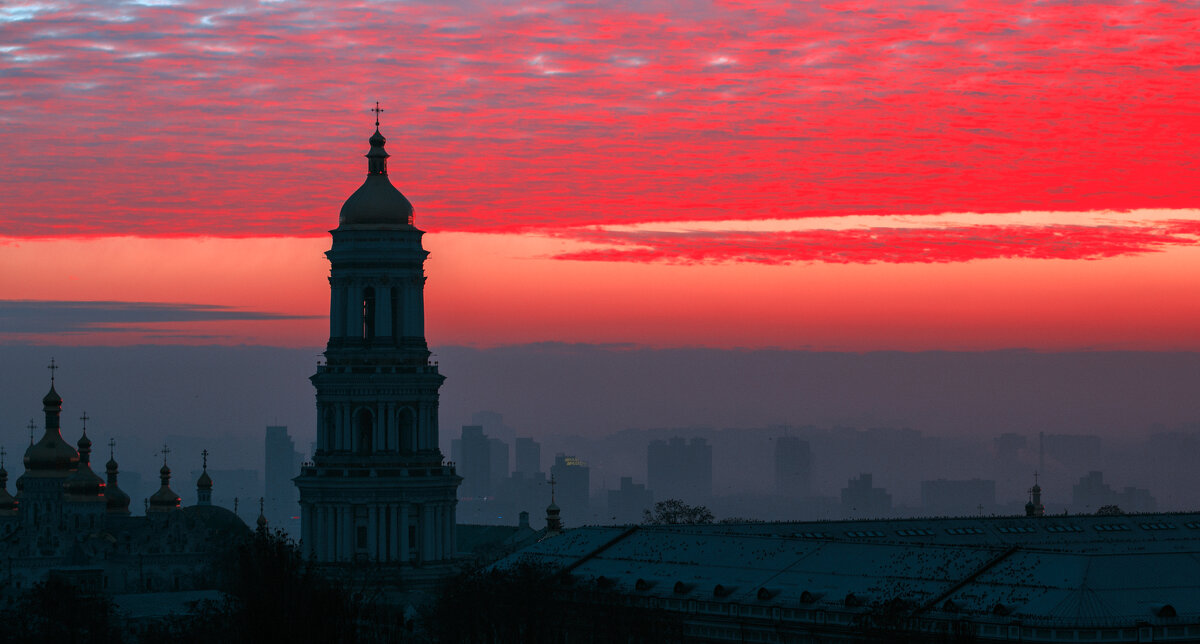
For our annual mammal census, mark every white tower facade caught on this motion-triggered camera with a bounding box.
[296,115,461,580]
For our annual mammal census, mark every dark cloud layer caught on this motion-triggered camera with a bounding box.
[0,299,316,335]
[0,0,1196,240]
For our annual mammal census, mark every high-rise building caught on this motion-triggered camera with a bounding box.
[489,437,509,491]
[647,437,712,503]
[774,436,812,498]
[295,115,461,581]
[606,477,653,525]
[264,425,301,533]
[458,425,492,499]
[514,437,541,477]
[550,453,590,523]
[840,473,892,518]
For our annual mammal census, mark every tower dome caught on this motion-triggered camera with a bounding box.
[337,106,415,229]
[148,451,181,513]
[64,425,105,500]
[24,370,79,474]
[104,439,131,514]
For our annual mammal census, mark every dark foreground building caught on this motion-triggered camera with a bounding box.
[497,512,1200,642]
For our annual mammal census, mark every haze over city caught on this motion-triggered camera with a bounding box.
[3,0,1200,521]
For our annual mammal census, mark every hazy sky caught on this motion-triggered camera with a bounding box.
[2,0,1199,350]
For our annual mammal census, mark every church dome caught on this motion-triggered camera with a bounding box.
[26,382,78,474]
[197,469,213,490]
[42,385,62,406]
[148,463,181,512]
[105,480,131,514]
[24,436,79,473]
[65,431,105,500]
[338,126,415,228]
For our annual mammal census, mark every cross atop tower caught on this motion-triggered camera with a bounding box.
[79,411,89,433]
[47,357,58,384]
[549,474,557,504]
[371,101,384,128]
[27,419,36,445]
[202,449,209,471]
[259,497,265,514]
[109,438,117,460]
[161,444,171,465]
[1,446,6,469]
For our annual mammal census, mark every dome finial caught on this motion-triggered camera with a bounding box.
[47,357,57,385]
[372,101,384,129]
[27,420,35,446]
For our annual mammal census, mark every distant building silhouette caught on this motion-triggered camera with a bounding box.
[514,437,541,477]
[1071,471,1157,513]
[295,115,461,582]
[489,436,509,492]
[550,453,590,521]
[841,473,892,518]
[456,425,493,499]
[606,476,653,524]
[264,425,301,533]
[774,435,812,498]
[647,436,712,503]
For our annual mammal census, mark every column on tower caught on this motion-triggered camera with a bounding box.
[345,282,359,340]
[367,504,378,560]
[422,504,435,562]
[398,503,410,563]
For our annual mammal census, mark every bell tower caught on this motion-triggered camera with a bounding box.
[296,108,461,581]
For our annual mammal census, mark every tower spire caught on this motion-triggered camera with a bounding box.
[366,103,389,176]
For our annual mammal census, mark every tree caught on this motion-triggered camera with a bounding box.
[0,578,120,644]
[642,499,714,525]
[1096,504,1123,516]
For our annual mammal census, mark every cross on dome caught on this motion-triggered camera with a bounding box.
[371,101,384,128]
[47,358,58,384]
[27,420,36,445]
[161,444,171,465]
[109,438,117,460]
[79,411,89,433]
[202,449,209,470]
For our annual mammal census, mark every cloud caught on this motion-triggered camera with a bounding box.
[0,300,317,336]
[0,0,1196,238]
[547,218,1200,265]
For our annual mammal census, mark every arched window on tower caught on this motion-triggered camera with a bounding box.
[361,287,376,340]
[356,408,374,454]
[399,408,415,454]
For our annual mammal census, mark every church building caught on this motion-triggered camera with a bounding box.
[0,365,250,594]
[294,110,462,588]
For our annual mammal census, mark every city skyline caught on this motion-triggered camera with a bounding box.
[3,0,1199,350]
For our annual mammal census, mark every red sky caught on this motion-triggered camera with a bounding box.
[2,0,1198,350]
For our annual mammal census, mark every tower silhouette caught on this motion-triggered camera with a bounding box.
[295,110,461,580]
